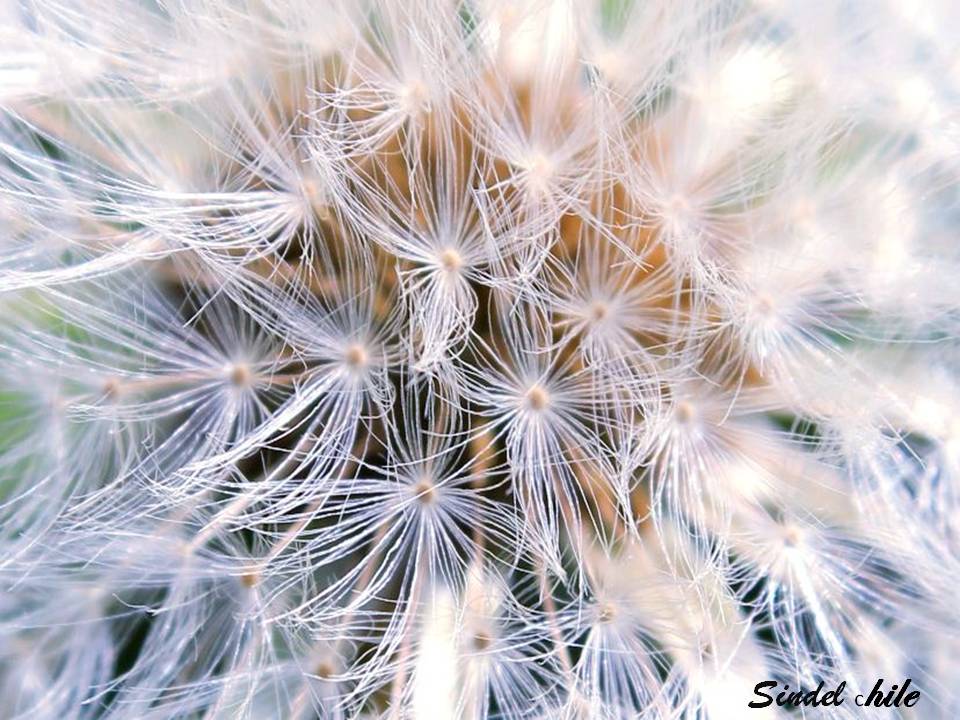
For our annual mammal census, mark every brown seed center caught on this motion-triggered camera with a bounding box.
[597,604,617,624]
[782,525,802,548]
[412,479,437,505]
[590,301,609,322]
[674,400,696,424]
[472,631,492,651]
[345,344,368,368]
[102,377,121,400]
[228,363,252,387]
[526,384,550,411]
[439,248,463,272]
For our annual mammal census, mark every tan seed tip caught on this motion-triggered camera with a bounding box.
[103,377,121,399]
[590,301,609,322]
[439,247,463,272]
[472,631,492,651]
[526,384,550,411]
[345,344,368,368]
[412,479,437,505]
[674,400,696,424]
[597,603,617,624]
[228,363,252,387]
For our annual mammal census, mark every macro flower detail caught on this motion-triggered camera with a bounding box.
[1,1,958,718]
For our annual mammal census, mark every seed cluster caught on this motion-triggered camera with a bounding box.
[1,1,958,719]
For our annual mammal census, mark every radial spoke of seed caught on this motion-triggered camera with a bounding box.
[254,447,364,573]
[153,254,337,301]
[186,421,335,553]
[564,439,623,543]
[388,549,428,720]
[551,459,604,591]
[83,360,311,403]
[538,559,574,679]
[468,428,496,556]
[289,517,396,720]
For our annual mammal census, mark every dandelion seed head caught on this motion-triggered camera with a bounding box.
[2,0,958,717]
[470,629,493,651]
[587,299,611,324]
[344,343,369,369]
[313,660,335,680]
[596,602,618,625]
[518,151,556,197]
[101,376,122,400]
[410,477,438,506]
[226,362,253,388]
[398,78,432,116]
[437,246,463,274]
[524,383,550,412]
[673,400,697,426]
[781,522,803,549]
[300,176,331,221]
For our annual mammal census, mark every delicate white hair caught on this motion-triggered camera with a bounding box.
[1,0,959,718]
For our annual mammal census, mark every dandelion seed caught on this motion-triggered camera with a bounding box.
[1,0,958,718]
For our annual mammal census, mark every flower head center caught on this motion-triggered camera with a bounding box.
[399,79,430,115]
[471,631,492,650]
[782,524,802,548]
[597,603,617,624]
[411,478,437,505]
[438,247,463,273]
[227,363,253,388]
[753,292,776,317]
[526,384,550,411]
[674,400,696,424]
[301,177,330,221]
[102,377,122,400]
[590,301,610,323]
[345,344,369,369]
[520,152,555,195]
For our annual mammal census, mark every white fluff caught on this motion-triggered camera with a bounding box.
[1,0,958,718]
